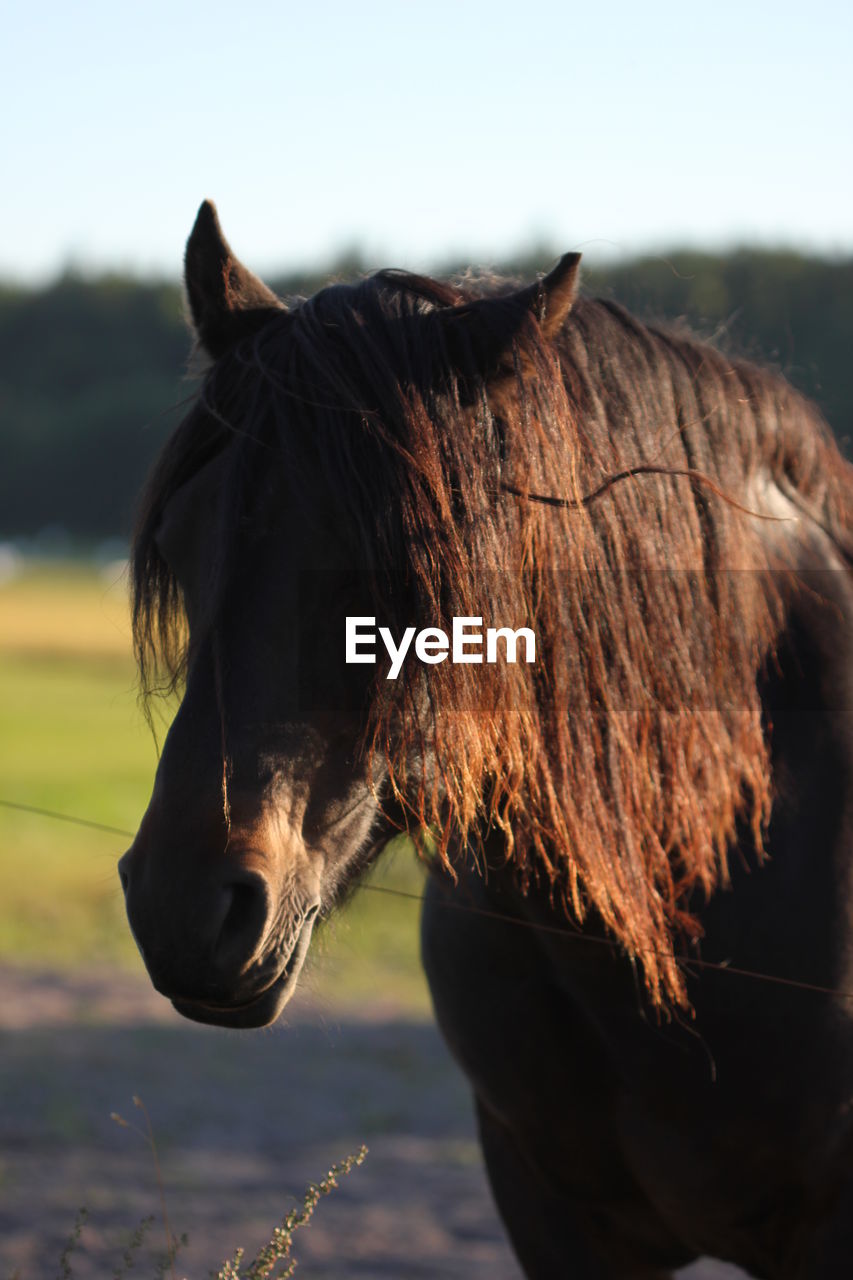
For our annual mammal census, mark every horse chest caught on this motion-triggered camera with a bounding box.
[422,863,853,1265]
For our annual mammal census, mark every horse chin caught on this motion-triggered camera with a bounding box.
[170,906,319,1030]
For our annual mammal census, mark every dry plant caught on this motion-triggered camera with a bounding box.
[213,1146,368,1280]
[24,1098,369,1280]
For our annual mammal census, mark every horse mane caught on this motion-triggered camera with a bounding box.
[132,269,853,1005]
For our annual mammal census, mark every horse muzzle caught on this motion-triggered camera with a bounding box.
[118,828,322,1028]
[168,902,320,1028]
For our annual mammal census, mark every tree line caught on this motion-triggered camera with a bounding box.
[1,248,850,539]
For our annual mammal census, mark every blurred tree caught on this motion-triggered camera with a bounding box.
[0,250,849,539]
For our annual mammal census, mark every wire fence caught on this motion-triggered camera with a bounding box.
[2,795,851,1005]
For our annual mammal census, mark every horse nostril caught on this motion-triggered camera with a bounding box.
[214,875,271,974]
[117,850,132,895]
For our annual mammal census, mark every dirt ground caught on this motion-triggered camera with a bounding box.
[0,965,745,1279]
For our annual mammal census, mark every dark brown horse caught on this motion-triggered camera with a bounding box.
[120,201,853,1277]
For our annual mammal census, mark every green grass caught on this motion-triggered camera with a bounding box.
[0,562,430,1012]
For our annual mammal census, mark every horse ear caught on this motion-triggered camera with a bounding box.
[525,251,582,342]
[440,252,581,381]
[184,201,286,359]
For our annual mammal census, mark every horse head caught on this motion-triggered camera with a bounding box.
[119,201,576,1027]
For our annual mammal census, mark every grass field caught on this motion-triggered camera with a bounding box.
[0,561,430,1011]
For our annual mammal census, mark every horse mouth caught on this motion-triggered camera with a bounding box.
[170,906,319,1030]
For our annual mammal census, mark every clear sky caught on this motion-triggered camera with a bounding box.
[4,0,852,283]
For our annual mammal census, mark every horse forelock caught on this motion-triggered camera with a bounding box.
[132,269,853,1006]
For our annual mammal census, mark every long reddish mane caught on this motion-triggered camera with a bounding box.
[132,270,853,1004]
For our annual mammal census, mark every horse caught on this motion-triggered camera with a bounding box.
[119,201,853,1278]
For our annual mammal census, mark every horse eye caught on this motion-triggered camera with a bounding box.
[153,521,180,578]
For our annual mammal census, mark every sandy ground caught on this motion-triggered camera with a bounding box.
[0,966,745,1279]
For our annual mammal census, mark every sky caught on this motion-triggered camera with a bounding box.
[4,0,852,284]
